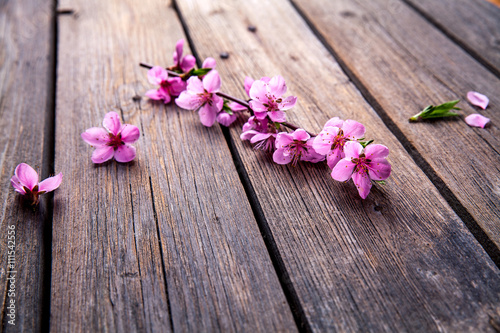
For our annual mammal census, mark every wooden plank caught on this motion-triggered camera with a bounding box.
[176,0,500,331]
[404,0,500,75]
[292,0,500,249]
[51,0,296,331]
[0,0,53,331]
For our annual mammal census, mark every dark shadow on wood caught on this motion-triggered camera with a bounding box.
[289,0,500,269]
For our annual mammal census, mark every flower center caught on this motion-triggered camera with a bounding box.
[352,154,371,174]
[286,140,308,167]
[107,133,124,150]
[331,129,346,151]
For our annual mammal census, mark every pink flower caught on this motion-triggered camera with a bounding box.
[273,129,324,166]
[202,57,217,70]
[467,91,489,110]
[172,39,196,73]
[465,114,490,128]
[332,141,391,199]
[240,116,270,141]
[249,75,297,123]
[81,112,140,164]
[250,132,277,152]
[217,102,246,127]
[175,70,224,127]
[313,117,366,169]
[11,163,62,204]
[244,76,255,96]
[145,66,186,103]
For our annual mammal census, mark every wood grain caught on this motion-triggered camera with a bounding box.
[51,0,295,331]
[0,0,53,331]
[175,0,500,331]
[404,0,500,74]
[292,0,500,248]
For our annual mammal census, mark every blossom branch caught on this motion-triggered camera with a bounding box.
[139,62,316,136]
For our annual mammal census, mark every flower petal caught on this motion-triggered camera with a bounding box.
[91,146,114,164]
[114,144,136,163]
[250,132,272,144]
[103,112,122,136]
[249,80,267,101]
[120,124,140,143]
[147,66,168,85]
[15,163,39,191]
[198,103,218,127]
[326,148,343,169]
[216,112,237,127]
[268,75,287,97]
[81,127,109,147]
[10,175,26,194]
[279,95,297,111]
[331,159,355,181]
[244,76,255,96]
[181,55,196,72]
[292,129,310,142]
[167,77,187,96]
[367,158,391,181]
[173,39,184,65]
[324,117,343,129]
[268,110,287,123]
[342,120,366,140]
[38,173,63,193]
[313,127,339,155]
[203,70,221,93]
[343,141,363,159]
[365,144,390,159]
[202,57,217,69]
[273,148,293,165]
[240,129,259,141]
[275,132,293,149]
[175,91,203,110]
[465,114,490,128]
[249,100,268,113]
[228,102,247,112]
[352,170,372,199]
[186,76,204,94]
[145,89,163,100]
[467,91,489,110]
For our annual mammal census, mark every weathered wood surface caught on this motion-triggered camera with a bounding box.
[176,0,500,331]
[292,0,500,250]
[0,0,54,331]
[405,0,500,75]
[51,0,295,331]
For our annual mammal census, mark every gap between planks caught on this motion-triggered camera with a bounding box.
[171,1,312,331]
[289,0,500,268]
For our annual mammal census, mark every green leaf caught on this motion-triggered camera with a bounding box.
[359,139,374,148]
[222,101,233,115]
[374,180,386,186]
[191,68,212,76]
[409,100,460,122]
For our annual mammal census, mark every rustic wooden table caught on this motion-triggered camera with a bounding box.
[1,0,500,331]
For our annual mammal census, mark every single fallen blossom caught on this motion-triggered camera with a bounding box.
[465,114,490,128]
[332,141,391,199]
[171,39,196,73]
[145,66,186,103]
[11,163,62,205]
[81,112,140,164]
[313,117,366,169]
[175,70,224,127]
[467,91,489,110]
[249,75,297,123]
[273,129,324,166]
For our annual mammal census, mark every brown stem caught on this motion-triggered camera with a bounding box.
[215,92,249,108]
[139,62,317,136]
[281,122,316,137]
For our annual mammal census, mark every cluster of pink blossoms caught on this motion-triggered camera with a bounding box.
[141,39,392,198]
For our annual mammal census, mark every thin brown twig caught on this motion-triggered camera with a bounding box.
[139,62,317,136]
